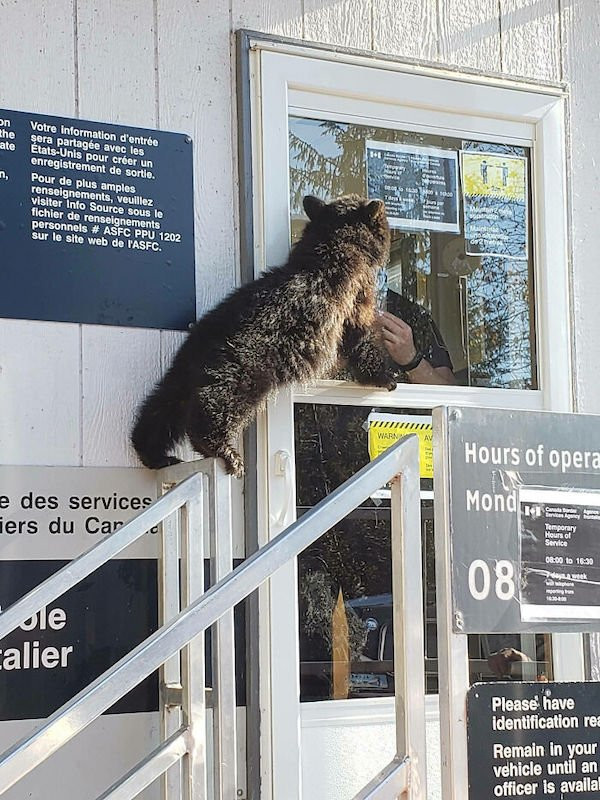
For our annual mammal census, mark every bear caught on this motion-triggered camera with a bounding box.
[131,194,397,478]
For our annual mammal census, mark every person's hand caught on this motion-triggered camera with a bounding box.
[377,311,418,366]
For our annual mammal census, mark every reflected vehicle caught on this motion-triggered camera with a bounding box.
[346,594,394,697]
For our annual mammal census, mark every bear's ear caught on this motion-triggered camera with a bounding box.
[365,199,385,221]
[303,195,326,221]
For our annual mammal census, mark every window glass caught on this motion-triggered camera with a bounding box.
[295,403,553,701]
[289,117,537,389]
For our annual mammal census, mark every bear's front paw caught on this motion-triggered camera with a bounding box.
[372,373,397,391]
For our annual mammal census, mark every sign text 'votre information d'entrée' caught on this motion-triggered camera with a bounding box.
[0,109,194,329]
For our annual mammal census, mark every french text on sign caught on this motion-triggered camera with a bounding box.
[0,107,194,328]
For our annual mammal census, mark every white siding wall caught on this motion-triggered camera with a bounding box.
[2,0,594,470]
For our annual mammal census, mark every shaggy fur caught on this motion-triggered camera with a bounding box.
[131,194,396,477]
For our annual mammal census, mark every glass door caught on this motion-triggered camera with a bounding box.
[249,42,573,800]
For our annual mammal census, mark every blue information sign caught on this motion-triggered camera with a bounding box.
[0,109,195,329]
[0,559,158,720]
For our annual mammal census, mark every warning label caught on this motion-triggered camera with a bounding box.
[368,413,433,478]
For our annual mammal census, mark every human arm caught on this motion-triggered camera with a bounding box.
[377,311,456,386]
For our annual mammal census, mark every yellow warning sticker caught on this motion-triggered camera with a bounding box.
[367,413,433,478]
[461,152,526,203]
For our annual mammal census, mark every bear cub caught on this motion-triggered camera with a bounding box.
[131,194,397,478]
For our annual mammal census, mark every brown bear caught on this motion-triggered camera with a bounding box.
[131,194,396,477]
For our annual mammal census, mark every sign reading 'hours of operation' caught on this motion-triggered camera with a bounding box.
[436,406,600,634]
[0,108,195,329]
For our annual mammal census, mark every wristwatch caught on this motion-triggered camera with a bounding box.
[397,350,423,372]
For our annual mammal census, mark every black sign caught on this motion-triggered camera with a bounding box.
[437,406,600,634]
[0,109,194,329]
[0,559,158,720]
[468,682,600,799]
[520,488,600,622]
[0,557,248,720]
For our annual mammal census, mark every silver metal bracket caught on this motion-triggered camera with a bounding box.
[161,682,183,708]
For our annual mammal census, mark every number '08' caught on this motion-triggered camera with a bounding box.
[467,559,515,601]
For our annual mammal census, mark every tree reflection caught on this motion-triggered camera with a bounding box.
[289,117,536,390]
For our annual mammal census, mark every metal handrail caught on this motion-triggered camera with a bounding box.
[353,757,410,799]
[0,435,424,799]
[97,729,188,800]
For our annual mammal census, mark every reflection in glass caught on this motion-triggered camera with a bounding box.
[289,117,537,389]
[295,403,552,702]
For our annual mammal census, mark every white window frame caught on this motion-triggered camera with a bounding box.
[246,37,577,800]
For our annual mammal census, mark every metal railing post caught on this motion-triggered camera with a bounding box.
[207,460,238,800]
[181,481,208,800]
[158,480,183,800]
[390,437,426,798]
[434,407,470,800]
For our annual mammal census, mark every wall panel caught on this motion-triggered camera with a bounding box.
[0,321,80,466]
[232,0,303,39]
[76,0,159,467]
[303,0,371,49]
[0,2,79,467]
[82,325,161,466]
[0,0,75,115]
[438,0,501,71]
[562,0,600,413]
[157,1,238,313]
[372,0,438,61]
[76,0,156,126]
[500,0,560,81]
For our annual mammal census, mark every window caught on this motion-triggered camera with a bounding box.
[256,45,571,410]
[294,403,553,701]
[289,118,537,389]
[285,105,553,702]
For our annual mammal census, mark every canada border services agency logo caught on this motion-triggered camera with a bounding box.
[522,504,543,519]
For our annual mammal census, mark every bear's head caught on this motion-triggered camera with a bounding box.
[302,194,390,266]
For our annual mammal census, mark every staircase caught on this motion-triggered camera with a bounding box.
[0,436,425,799]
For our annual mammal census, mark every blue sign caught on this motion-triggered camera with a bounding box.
[0,559,158,720]
[0,109,195,329]
[366,141,459,233]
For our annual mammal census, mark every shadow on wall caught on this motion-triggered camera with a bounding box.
[251,0,565,73]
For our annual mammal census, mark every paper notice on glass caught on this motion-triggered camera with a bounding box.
[367,412,433,478]
[461,152,528,259]
[366,141,459,233]
[519,486,600,621]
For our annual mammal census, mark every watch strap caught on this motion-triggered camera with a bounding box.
[397,350,423,372]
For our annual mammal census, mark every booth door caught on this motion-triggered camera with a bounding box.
[261,393,554,800]
[249,44,575,800]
